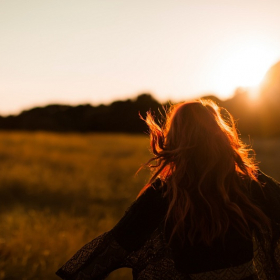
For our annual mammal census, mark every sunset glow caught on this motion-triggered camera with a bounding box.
[1,0,280,115]
[209,40,277,100]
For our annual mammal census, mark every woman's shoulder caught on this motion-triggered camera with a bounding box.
[250,170,280,222]
[140,178,166,197]
[257,170,280,185]
[251,170,280,196]
[132,178,168,218]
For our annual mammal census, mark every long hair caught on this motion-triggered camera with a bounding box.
[139,99,271,245]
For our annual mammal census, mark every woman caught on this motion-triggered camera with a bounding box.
[56,99,280,280]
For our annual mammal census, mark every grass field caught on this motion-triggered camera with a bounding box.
[0,132,279,280]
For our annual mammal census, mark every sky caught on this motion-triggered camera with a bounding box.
[1,0,280,116]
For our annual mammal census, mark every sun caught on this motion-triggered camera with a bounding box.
[211,40,277,100]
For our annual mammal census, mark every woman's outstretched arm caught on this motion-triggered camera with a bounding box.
[56,180,166,280]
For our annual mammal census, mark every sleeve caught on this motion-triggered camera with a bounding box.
[56,180,167,280]
[56,231,129,280]
[111,179,167,252]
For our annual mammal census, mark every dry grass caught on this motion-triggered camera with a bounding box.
[0,132,279,280]
[0,132,151,280]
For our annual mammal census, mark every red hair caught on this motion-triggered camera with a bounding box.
[139,99,271,245]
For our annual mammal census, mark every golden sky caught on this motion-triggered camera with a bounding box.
[1,0,280,115]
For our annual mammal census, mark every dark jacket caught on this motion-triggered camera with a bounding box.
[56,172,280,280]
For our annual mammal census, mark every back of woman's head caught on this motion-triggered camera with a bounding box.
[141,99,270,245]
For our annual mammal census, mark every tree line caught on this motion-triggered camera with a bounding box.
[0,61,279,137]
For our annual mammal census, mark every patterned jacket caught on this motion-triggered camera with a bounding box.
[56,172,280,280]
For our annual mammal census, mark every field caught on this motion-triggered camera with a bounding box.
[0,132,279,280]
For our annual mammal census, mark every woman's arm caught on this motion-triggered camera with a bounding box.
[56,231,129,280]
[56,180,167,279]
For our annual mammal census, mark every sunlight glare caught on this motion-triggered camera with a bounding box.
[212,42,276,100]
